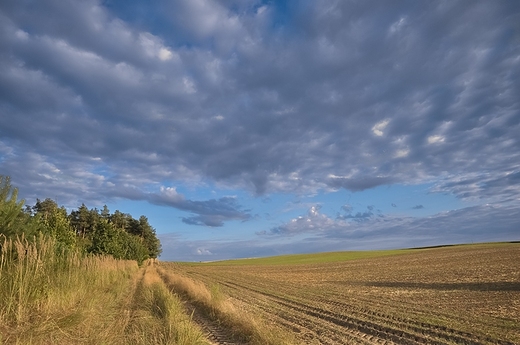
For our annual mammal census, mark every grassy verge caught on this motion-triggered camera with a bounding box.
[123,264,208,345]
[157,265,296,345]
[0,234,139,344]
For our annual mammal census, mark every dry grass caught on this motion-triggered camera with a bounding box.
[157,265,296,345]
[0,235,211,344]
[0,235,133,344]
[123,263,208,345]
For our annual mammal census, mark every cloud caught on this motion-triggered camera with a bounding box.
[144,188,252,227]
[263,202,519,246]
[195,248,212,256]
[268,205,339,235]
[372,119,390,137]
[0,0,519,215]
[431,171,520,203]
[267,204,382,236]
[161,203,520,261]
[327,176,395,192]
[427,135,445,144]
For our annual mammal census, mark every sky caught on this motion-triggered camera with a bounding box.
[0,0,519,261]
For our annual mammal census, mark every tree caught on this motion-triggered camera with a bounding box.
[101,205,110,220]
[0,175,40,238]
[40,206,76,249]
[89,219,149,265]
[0,175,161,264]
[69,204,90,237]
[89,219,124,258]
[110,210,127,231]
[33,198,58,221]
[138,215,162,258]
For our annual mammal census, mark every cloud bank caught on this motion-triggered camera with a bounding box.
[162,203,519,261]
[0,0,519,233]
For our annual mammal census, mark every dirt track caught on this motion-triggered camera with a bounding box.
[162,244,520,345]
[183,300,245,345]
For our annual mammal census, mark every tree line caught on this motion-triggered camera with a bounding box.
[0,175,161,264]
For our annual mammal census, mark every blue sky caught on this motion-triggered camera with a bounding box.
[0,0,519,261]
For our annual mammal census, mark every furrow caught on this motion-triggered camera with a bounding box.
[219,280,401,345]
[203,274,512,345]
[218,279,455,345]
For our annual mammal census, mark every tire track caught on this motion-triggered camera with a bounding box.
[157,270,246,345]
[120,267,147,337]
[183,301,246,345]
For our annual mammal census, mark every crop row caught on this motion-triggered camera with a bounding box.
[171,262,516,345]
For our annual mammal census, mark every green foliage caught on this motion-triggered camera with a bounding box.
[69,203,91,237]
[89,219,123,258]
[89,219,150,265]
[0,176,41,238]
[137,216,162,258]
[33,198,76,249]
[81,207,161,262]
[122,231,150,265]
[0,175,163,265]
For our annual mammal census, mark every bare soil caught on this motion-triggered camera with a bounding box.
[162,243,520,345]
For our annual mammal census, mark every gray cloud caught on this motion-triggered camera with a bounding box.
[432,171,520,203]
[1,0,519,225]
[263,201,518,246]
[161,203,520,261]
[327,176,395,192]
[146,187,251,227]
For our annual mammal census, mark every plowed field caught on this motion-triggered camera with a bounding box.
[161,243,520,345]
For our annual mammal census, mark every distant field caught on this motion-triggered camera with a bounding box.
[197,248,411,266]
[163,242,520,345]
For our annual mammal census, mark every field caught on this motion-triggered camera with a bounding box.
[2,240,518,344]
[161,243,520,345]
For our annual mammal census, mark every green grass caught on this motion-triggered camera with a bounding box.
[181,241,520,266]
[192,249,412,266]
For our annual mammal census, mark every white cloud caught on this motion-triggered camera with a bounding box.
[158,47,173,61]
[389,17,407,34]
[394,149,410,158]
[196,248,212,255]
[158,186,185,203]
[427,135,445,144]
[372,119,390,136]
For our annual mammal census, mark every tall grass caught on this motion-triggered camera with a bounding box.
[0,234,138,344]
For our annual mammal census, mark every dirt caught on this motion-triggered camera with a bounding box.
[183,300,247,345]
[162,244,520,345]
